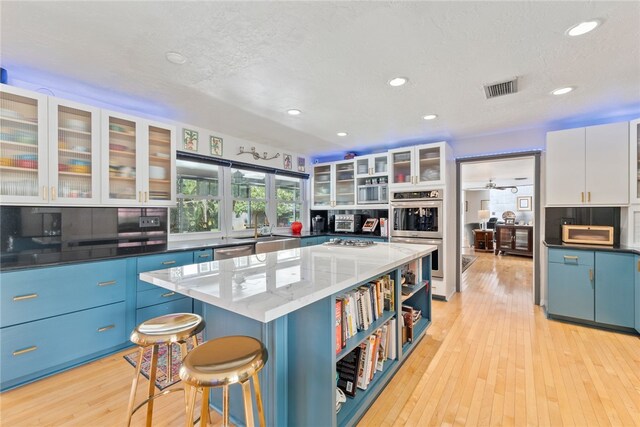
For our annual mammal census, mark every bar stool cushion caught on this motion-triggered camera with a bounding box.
[179,336,267,388]
[130,313,205,346]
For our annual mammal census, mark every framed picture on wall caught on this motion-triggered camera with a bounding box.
[517,196,532,211]
[182,129,198,151]
[210,136,223,156]
[480,200,490,211]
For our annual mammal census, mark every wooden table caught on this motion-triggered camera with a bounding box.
[473,229,494,252]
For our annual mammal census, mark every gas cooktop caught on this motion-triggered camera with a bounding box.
[323,238,376,248]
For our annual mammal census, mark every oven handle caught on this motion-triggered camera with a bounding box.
[390,237,442,245]
[390,200,442,207]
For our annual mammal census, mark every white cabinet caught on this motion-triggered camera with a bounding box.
[629,118,640,204]
[311,160,356,209]
[355,153,388,177]
[101,111,175,206]
[0,85,48,204]
[546,122,629,206]
[388,142,446,188]
[48,97,101,204]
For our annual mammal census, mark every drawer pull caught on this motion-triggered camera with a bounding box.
[13,293,38,301]
[589,269,593,282]
[563,255,578,260]
[198,254,210,258]
[161,260,176,265]
[637,260,640,273]
[13,346,37,356]
[97,325,115,333]
[161,292,176,298]
[97,280,117,287]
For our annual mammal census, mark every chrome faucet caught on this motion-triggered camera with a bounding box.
[254,212,270,238]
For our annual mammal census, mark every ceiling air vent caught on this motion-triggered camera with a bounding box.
[484,77,518,99]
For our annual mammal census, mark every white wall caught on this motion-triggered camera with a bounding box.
[451,128,546,158]
[489,185,534,225]
[464,190,490,223]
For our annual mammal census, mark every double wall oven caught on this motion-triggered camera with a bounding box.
[390,189,443,278]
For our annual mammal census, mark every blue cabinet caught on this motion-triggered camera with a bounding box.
[1,259,127,328]
[136,251,194,291]
[300,237,319,247]
[548,248,637,330]
[595,252,634,328]
[193,248,213,263]
[1,302,126,390]
[548,249,594,321]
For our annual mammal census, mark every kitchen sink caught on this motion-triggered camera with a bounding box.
[254,237,300,254]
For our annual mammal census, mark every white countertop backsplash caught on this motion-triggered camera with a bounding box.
[140,242,435,323]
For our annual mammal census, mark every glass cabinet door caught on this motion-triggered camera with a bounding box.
[313,164,332,207]
[514,228,530,251]
[356,158,370,176]
[334,161,355,206]
[146,125,173,204]
[389,149,412,185]
[51,101,100,203]
[0,87,47,203]
[417,145,441,184]
[498,228,513,250]
[372,154,387,175]
[105,114,138,202]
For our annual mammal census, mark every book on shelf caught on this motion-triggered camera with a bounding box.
[336,299,342,351]
[388,318,397,360]
[336,346,361,398]
[356,341,370,390]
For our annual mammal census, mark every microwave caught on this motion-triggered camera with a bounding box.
[357,184,388,204]
[562,225,614,245]
[333,214,366,233]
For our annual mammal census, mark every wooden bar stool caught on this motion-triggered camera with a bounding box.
[179,335,268,427]
[126,313,205,427]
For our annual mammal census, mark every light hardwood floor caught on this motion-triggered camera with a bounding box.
[1,252,638,426]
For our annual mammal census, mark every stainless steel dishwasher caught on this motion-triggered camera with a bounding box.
[213,244,254,259]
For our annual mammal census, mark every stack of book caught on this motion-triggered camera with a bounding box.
[334,275,394,353]
[401,305,422,344]
[336,319,397,398]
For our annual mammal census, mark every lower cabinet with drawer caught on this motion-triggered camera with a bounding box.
[1,302,127,390]
[547,248,635,330]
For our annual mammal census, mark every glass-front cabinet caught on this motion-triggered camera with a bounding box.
[102,111,139,204]
[101,111,175,206]
[388,142,445,188]
[355,153,387,177]
[630,118,640,203]
[49,98,101,204]
[334,160,355,206]
[0,85,48,203]
[312,163,332,208]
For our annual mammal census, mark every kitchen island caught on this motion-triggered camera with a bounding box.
[140,242,435,427]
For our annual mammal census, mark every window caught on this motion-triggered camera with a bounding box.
[231,168,267,231]
[275,176,302,227]
[170,160,221,234]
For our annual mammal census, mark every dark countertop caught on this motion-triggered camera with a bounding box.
[1,232,387,271]
[543,240,640,255]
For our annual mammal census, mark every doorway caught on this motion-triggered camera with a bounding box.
[455,152,541,304]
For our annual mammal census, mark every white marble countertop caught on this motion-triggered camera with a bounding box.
[140,242,435,323]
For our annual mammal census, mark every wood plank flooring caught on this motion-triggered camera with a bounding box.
[359,252,640,427]
[1,251,638,426]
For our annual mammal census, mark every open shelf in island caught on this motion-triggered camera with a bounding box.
[336,310,395,361]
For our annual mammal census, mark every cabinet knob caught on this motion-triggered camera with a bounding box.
[13,293,38,301]
[589,268,593,282]
[97,325,115,333]
[587,192,591,202]
[161,291,176,298]
[42,186,48,201]
[97,280,117,287]
[581,192,584,203]
[51,186,56,200]
[13,346,37,356]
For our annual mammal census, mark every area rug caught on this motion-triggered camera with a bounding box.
[461,255,478,273]
[123,333,203,390]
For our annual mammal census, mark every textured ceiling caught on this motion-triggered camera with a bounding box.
[2,1,639,156]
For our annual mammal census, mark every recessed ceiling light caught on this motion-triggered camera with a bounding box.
[551,87,574,96]
[388,77,408,87]
[287,109,302,116]
[566,20,600,37]
[337,132,348,137]
[165,51,187,64]
[423,114,438,120]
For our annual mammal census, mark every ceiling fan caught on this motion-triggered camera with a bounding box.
[469,179,519,193]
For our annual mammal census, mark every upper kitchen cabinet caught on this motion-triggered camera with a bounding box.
[546,122,629,206]
[48,98,101,204]
[629,118,640,204]
[0,84,48,204]
[311,160,356,209]
[101,111,176,206]
[388,142,446,189]
[355,153,388,177]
